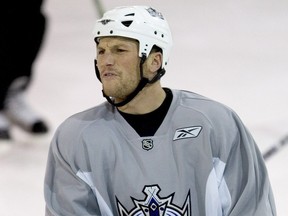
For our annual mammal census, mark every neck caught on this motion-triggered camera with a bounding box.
[117,83,166,114]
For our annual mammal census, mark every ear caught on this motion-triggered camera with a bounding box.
[147,52,163,73]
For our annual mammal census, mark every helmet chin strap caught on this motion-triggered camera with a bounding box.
[94,54,166,107]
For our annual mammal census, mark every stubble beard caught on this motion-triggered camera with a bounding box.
[102,76,140,101]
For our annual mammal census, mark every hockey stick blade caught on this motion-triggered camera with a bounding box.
[263,134,288,160]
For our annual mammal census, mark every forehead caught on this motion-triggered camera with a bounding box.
[97,36,139,47]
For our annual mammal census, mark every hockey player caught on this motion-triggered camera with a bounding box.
[44,6,276,216]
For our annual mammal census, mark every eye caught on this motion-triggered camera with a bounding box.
[116,48,127,53]
[97,49,105,55]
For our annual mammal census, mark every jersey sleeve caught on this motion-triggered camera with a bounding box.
[44,129,100,216]
[221,113,276,215]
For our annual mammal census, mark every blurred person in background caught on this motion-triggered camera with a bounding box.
[0,0,49,140]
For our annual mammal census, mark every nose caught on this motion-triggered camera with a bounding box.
[99,52,114,67]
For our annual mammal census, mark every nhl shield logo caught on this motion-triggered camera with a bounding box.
[142,139,154,151]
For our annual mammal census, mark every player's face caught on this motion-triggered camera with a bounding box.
[96,37,141,102]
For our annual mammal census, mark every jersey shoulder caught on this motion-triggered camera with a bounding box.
[172,89,243,139]
[173,89,235,117]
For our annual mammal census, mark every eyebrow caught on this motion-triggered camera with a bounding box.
[97,42,134,50]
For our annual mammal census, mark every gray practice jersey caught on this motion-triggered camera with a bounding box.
[44,89,276,216]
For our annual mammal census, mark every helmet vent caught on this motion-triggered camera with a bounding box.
[121,20,133,27]
[125,13,135,16]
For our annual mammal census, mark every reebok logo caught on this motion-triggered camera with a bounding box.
[173,126,202,141]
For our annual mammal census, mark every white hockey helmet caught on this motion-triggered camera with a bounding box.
[93,5,173,68]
